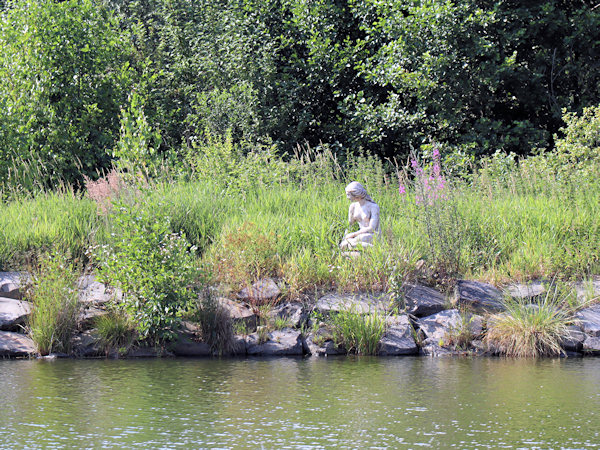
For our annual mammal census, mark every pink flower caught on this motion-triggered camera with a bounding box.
[433,148,440,159]
[411,159,419,169]
[399,184,406,195]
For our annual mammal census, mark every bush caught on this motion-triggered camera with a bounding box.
[92,199,203,342]
[26,251,80,355]
[330,307,386,355]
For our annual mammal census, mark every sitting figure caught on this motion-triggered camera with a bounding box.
[340,181,380,249]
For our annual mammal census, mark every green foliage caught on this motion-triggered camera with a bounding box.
[330,307,386,355]
[92,198,202,342]
[25,250,80,356]
[0,0,134,190]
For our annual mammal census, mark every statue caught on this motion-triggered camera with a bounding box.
[340,181,380,249]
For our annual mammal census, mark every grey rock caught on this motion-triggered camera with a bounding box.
[417,309,463,342]
[575,278,600,302]
[561,325,586,352]
[77,306,106,330]
[420,339,456,356]
[505,281,547,300]
[72,331,102,357]
[469,314,485,338]
[127,347,160,358]
[401,283,446,317]
[454,280,505,313]
[38,352,70,360]
[171,330,211,357]
[218,297,257,331]
[78,275,119,306]
[315,292,388,315]
[0,331,36,357]
[305,335,345,356]
[378,315,418,356]
[576,305,600,337]
[238,278,281,303]
[267,302,306,328]
[583,336,600,354]
[0,297,32,331]
[247,328,304,356]
[0,272,28,300]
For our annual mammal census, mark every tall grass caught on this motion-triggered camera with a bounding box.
[26,251,80,355]
[330,307,387,355]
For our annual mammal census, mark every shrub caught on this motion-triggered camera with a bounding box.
[484,290,573,357]
[26,251,80,355]
[330,307,386,355]
[92,199,203,342]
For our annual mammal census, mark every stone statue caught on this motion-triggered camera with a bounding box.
[340,181,380,249]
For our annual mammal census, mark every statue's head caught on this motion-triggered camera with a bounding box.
[345,181,373,202]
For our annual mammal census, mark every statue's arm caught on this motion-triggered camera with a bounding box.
[347,203,355,225]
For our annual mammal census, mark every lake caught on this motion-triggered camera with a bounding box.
[1,356,600,448]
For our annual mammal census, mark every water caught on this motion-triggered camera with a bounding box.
[1,356,600,448]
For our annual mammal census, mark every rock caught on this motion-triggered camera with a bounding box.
[305,335,345,356]
[126,346,160,358]
[72,331,102,357]
[469,314,485,339]
[267,302,306,328]
[247,328,304,356]
[0,272,28,300]
[583,336,600,354]
[78,275,119,306]
[218,297,257,331]
[576,305,600,337]
[561,325,586,352]
[0,331,36,357]
[0,297,32,331]
[315,292,388,316]
[420,339,456,356]
[229,335,247,355]
[505,281,547,300]
[238,278,281,304]
[171,327,211,357]
[417,309,463,343]
[453,280,505,313]
[77,306,107,330]
[378,315,418,356]
[38,352,70,360]
[575,278,600,302]
[401,283,446,317]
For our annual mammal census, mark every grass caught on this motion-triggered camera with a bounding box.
[95,311,137,355]
[484,288,575,357]
[1,145,599,300]
[25,251,80,356]
[329,307,387,355]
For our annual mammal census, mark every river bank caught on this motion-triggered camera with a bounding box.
[2,271,599,359]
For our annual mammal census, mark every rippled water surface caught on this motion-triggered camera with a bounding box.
[1,357,600,448]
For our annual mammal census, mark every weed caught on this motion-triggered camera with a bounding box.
[195,291,234,355]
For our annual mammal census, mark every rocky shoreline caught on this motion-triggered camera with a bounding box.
[2,272,600,359]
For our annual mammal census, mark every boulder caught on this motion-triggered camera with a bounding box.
[267,302,306,328]
[0,330,36,357]
[78,275,119,306]
[305,335,345,356]
[453,280,505,313]
[77,306,107,330]
[72,331,103,357]
[0,272,28,300]
[315,292,388,316]
[218,297,257,331]
[0,297,32,331]
[420,339,456,356]
[504,281,546,301]
[576,305,600,337]
[417,309,463,343]
[560,325,586,352]
[247,328,304,356]
[238,278,281,304]
[583,336,600,354]
[378,315,418,356]
[171,329,211,357]
[401,283,446,317]
[575,278,600,302]
[126,346,160,358]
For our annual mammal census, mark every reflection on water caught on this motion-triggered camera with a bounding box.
[1,357,600,448]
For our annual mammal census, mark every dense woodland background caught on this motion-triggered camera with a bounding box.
[0,0,599,190]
